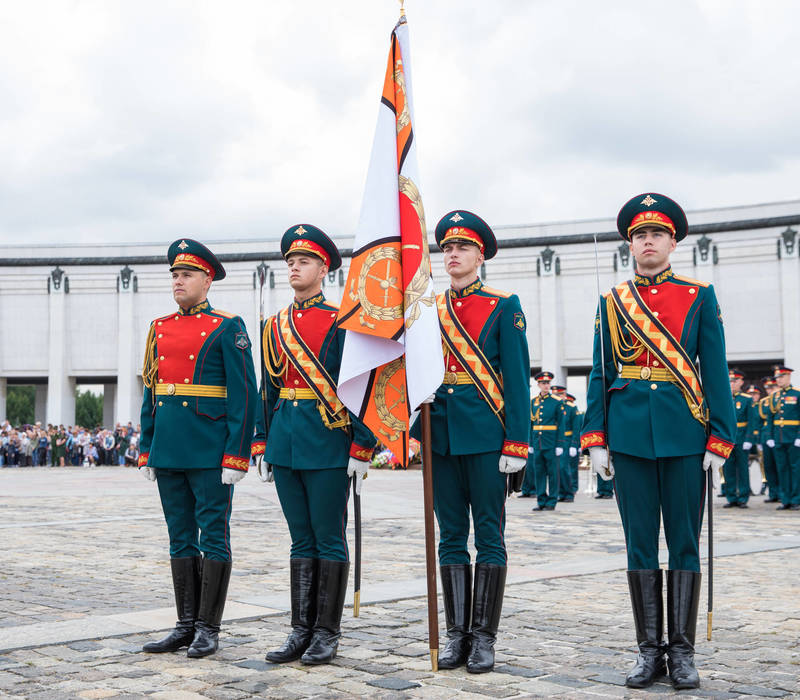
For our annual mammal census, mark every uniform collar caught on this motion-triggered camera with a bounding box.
[449,278,482,298]
[538,391,551,399]
[293,292,325,310]
[180,300,210,315]
[634,266,674,287]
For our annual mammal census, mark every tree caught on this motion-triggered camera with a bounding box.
[6,385,34,425]
[75,389,103,428]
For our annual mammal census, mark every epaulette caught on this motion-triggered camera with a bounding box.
[672,274,710,288]
[320,301,340,312]
[212,309,236,319]
[480,286,511,298]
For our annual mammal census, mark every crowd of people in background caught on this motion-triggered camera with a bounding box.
[0,420,141,468]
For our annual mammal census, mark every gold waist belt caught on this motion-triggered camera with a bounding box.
[443,371,472,385]
[736,422,747,428]
[279,387,316,400]
[155,383,227,398]
[564,431,573,436]
[774,419,800,426]
[620,366,674,382]
[532,425,558,431]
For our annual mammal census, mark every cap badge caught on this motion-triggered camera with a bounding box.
[295,226,307,235]
[450,213,464,223]
[178,240,189,250]
[641,195,657,207]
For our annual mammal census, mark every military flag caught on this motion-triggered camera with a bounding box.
[337,12,443,466]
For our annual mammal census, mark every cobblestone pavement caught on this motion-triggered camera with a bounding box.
[0,466,798,699]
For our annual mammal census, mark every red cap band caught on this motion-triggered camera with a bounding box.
[285,239,330,267]
[172,253,215,280]
[441,227,485,253]
[628,211,676,238]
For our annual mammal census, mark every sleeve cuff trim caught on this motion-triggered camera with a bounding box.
[580,432,606,450]
[222,454,249,471]
[251,442,266,456]
[502,440,529,457]
[350,444,374,461]
[706,436,733,459]
[138,453,149,467]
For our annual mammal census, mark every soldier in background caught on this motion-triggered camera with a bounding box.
[722,369,754,508]
[139,239,257,658]
[758,377,781,503]
[528,372,565,511]
[552,385,576,503]
[770,366,800,510]
[252,225,376,665]
[565,393,583,498]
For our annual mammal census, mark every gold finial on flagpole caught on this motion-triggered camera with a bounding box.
[399,0,406,17]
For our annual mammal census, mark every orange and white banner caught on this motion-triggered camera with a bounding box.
[337,15,444,466]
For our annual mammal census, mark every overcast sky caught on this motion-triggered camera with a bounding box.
[1,0,798,246]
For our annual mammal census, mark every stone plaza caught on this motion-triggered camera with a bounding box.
[0,466,798,699]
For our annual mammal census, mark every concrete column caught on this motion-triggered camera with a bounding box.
[0,377,6,422]
[35,385,47,424]
[46,269,75,426]
[103,383,116,428]
[779,235,800,370]
[115,267,138,425]
[537,249,562,380]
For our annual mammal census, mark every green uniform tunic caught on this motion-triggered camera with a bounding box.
[723,392,755,505]
[757,395,781,501]
[581,268,736,571]
[411,279,531,566]
[524,393,565,508]
[139,300,258,561]
[771,385,800,507]
[252,294,375,562]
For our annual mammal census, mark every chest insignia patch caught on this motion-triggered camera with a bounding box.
[235,331,249,350]
[513,311,526,332]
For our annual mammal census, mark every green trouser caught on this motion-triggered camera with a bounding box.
[156,468,234,561]
[763,446,781,501]
[273,466,351,561]
[431,451,507,566]
[722,446,750,505]
[558,450,572,498]
[773,443,800,506]
[570,452,580,494]
[534,449,559,508]
[612,452,705,571]
[520,454,536,495]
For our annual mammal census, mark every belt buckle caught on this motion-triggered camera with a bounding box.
[640,367,651,380]
[167,383,176,395]
[445,371,458,384]
[287,388,296,400]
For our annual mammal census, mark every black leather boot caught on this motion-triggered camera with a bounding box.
[438,564,472,669]
[666,570,702,690]
[143,556,201,653]
[187,559,232,658]
[266,558,318,663]
[300,559,349,665]
[466,563,506,674]
[625,569,666,688]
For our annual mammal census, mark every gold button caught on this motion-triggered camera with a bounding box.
[447,388,454,394]
[183,378,188,384]
[158,400,163,407]
[444,372,458,384]
[651,383,658,390]
[450,365,457,371]
[331,313,336,318]
[158,378,164,383]
[213,318,218,323]
[189,354,194,360]
[292,401,298,407]
[158,333,163,339]
[653,311,659,317]
[490,300,496,305]
[196,314,202,318]
[287,388,296,400]
[175,315,180,320]
[159,355,165,361]
[297,312,302,317]
[689,288,696,295]
[201,331,206,337]
[158,321,163,326]
[294,379,300,385]
[182,401,188,407]
[456,301,462,307]
[651,289,658,294]
[167,384,176,395]
[653,360,659,367]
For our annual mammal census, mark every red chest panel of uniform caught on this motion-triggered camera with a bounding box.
[634,282,700,366]
[281,306,338,388]
[445,294,498,373]
[156,313,222,384]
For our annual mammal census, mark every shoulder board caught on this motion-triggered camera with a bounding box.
[480,286,511,298]
[320,302,340,312]
[154,311,176,323]
[212,309,236,319]
[672,274,710,288]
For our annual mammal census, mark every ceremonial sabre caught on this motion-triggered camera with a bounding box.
[352,476,362,617]
[420,403,440,671]
[706,462,714,640]
[592,234,611,477]
[257,263,273,483]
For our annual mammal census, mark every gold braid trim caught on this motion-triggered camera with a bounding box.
[769,390,781,415]
[264,317,287,387]
[142,323,158,393]
[605,294,644,364]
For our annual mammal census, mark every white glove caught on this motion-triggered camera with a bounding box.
[422,393,436,405]
[347,457,369,495]
[702,451,724,491]
[569,447,578,457]
[498,455,526,473]
[767,439,775,448]
[222,467,246,485]
[795,438,800,448]
[139,466,156,482]
[589,446,614,481]
[256,455,274,483]
[555,447,564,456]
[742,442,752,451]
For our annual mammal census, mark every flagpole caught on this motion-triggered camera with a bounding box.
[420,403,439,671]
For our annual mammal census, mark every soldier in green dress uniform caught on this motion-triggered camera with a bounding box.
[552,385,577,503]
[581,193,736,690]
[722,369,754,508]
[411,210,530,673]
[565,393,582,498]
[252,225,376,665]
[769,366,800,510]
[139,239,258,658]
[758,377,782,502]
[527,372,565,511]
